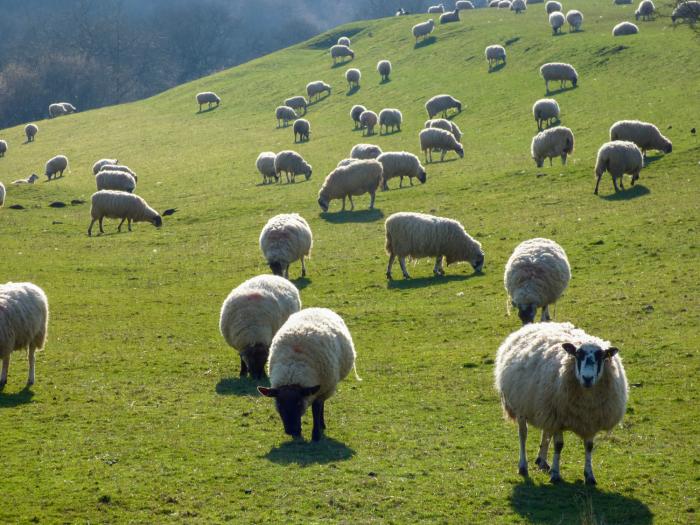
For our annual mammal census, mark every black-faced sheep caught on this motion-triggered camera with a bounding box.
[540,63,578,93]
[317,160,383,212]
[350,105,367,129]
[377,152,427,190]
[256,152,278,184]
[532,98,560,130]
[609,120,672,157]
[45,155,69,180]
[359,110,378,136]
[24,124,38,142]
[88,190,162,236]
[530,126,574,167]
[425,94,462,119]
[594,140,644,195]
[377,60,392,82]
[274,151,312,183]
[306,81,331,101]
[293,119,311,143]
[259,213,313,278]
[276,106,298,128]
[379,108,402,134]
[612,21,639,36]
[419,127,465,162]
[412,19,435,42]
[196,92,221,112]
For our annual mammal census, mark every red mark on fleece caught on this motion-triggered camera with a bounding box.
[293,345,303,354]
[246,293,262,301]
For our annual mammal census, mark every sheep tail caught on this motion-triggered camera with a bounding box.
[352,362,363,381]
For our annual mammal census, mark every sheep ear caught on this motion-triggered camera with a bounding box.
[562,343,577,356]
[604,347,619,359]
[301,385,321,396]
[257,387,278,398]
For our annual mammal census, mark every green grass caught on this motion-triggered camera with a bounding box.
[0,1,698,523]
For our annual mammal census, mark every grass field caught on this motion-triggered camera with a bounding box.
[0,1,699,523]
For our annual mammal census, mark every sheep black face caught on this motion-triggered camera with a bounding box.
[152,216,163,228]
[663,142,673,154]
[305,169,312,181]
[572,77,578,87]
[456,145,465,158]
[317,198,329,212]
[241,343,269,380]
[563,343,618,388]
[258,385,320,438]
[269,261,284,276]
[471,253,484,273]
[517,303,537,324]
[418,170,427,184]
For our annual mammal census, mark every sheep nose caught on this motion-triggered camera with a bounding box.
[582,376,594,387]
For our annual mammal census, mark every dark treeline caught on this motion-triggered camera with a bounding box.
[0,0,434,129]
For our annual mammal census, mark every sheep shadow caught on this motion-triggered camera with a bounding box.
[600,184,650,201]
[346,85,360,96]
[0,386,35,408]
[387,272,481,290]
[215,376,269,397]
[320,208,384,223]
[196,106,219,114]
[264,437,355,465]
[643,154,664,166]
[509,479,652,524]
[331,60,353,69]
[552,32,567,38]
[291,277,312,291]
[293,138,310,144]
[414,36,437,49]
[426,157,460,164]
[379,128,401,136]
[379,78,392,85]
[488,63,507,73]
[307,94,331,107]
[545,86,577,96]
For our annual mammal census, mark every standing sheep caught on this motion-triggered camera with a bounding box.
[635,0,655,20]
[545,0,562,13]
[0,282,49,389]
[672,1,700,23]
[45,155,69,180]
[219,275,301,380]
[566,9,584,31]
[377,152,427,190]
[379,108,403,134]
[337,36,351,46]
[345,68,361,88]
[612,21,639,36]
[274,151,313,183]
[377,60,392,82]
[330,45,355,65]
[48,103,66,118]
[425,94,462,119]
[293,119,311,143]
[0,182,5,207]
[257,308,359,442]
[259,213,313,278]
[511,0,527,13]
[317,160,383,212]
[359,110,379,137]
[350,105,367,129]
[95,171,137,193]
[412,19,435,42]
[25,124,38,142]
[425,119,463,142]
[440,9,461,23]
[350,144,383,160]
[485,45,507,69]
[456,0,475,7]
[276,106,298,128]
[88,190,162,236]
[532,98,560,130]
[256,152,278,184]
[284,96,308,115]
[385,212,484,279]
[504,238,571,325]
[419,127,465,162]
[609,120,672,157]
[550,11,566,34]
[594,140,644,195]
[428,3,445,12]
[0,140,7,157]
[494,322,628,484]
[196,92,221,112]
[92,158,118,175]
[530,126,575,167]
[540,63,578,93]
[306,81,331,102]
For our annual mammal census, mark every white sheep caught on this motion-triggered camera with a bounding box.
[530,126,575,167]
[425,119,463,142]
[98,164,138,182]
[276,105,298,128]
[594,140,644,195]
[274,150,312,183]
[330,44,355,64]
[635,0,655,20]
[511,0,527,13]
[385,212,484,279]
[219,274,301,380]
[456,1,475,8]
[257,307,359,442]
[609,120,672,158]
[425,94,462,119]
[504,238,571,325]
[196,91,221,112]
[498,0,512,7]
[377,152,427,190]
[317,159,383,212]
[95,170,137,193]
[284,96,308,115]
[345,68,361,88]
[350,143,383,159]
[494,322,628,485]
[350,105,367,129]
[428,4,445,13]
[256,152,278,184]
[377,60,392,82]
[337,36,351,46]
[412,19,435,42]
[532,98,560,130]
[379,108,402,134]
[440,9,460,23]
[88,190,162,236]
[0,282,49,389]
[259,213,313,278]
[612,21,639,36]
[545,0,562,13]
[45,155,69,180]
[293,119,311,143]
[12,174,39,185]
[549,11,566,33]
[672,1,700,23]
[0,182,5,207]
[92,158,118,175]
[306,81,331,101]
[25,124,38,142]
[0,140,7,157]
[489,0,500,6]
[419,127,465,162]
[485,45,507,69]
[540,62,578,93]
[566,9,584,31]
[359,110,378,136]
[48,103,66,118]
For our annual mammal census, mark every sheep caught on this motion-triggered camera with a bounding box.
[259,213,313,278]
[379,108,402,134]
[456,1,475,8]
[61,102,77,113]
[293,119,311,143]
[412,19,435,42]
[494,322,628,485]
[95,170,136,193]
[306,81,331,101]
[350,105,367,129]
[672,1,700,23]
[566,9,584,31]
[532,98,560,130]
[98,164,138,182]
[0,282,49,389]
[350,143,383,160]
[284,96,308,115]
[428,4,445,13]
[12,174,39,185]
[330,44,355,64]
[48,103,66,118]
[256,152,278,184]
[276,105,298,128]
[550,11,566,33]
[511,0,527,13]
[440,9,460,23]
[613,0,632,4]
[359,110,379,136]
[377,152,427,190]
[504,238,571,325]
[540,63,578,93]
[489,0,500,5]
[0,140,7,157]
[425,94,462,119]
[88,190,162,236]
[219,275,301,380]
[196,91,221,112]
[0,182,4,207]
[485,45,507,69]
[317,159,383,212]
[25,124,38,142]
[337,36,351,46]
[594,140,644,195]
[377,60,392,82]
[257,307,359,442]
[425,119,463,142]
[274,150,312,183]
[419,127,465,162]
[609,120,672,158]
[345,68,361,88]
[384,212,484,279]
[635,0,655,20]
[545,0,562,13]
[498,1,512,7]
[45,155,69,180]
[612,21,639,36]
[530,126,575,167]
[92,158,118,175]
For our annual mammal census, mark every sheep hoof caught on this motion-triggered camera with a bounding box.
[585,473,597,486]
[0,381,5,390]
[535,458,551,472]
[550,472,563,484]
[386,272,392,280]
[518,466,529,477]
[402,274,411,280]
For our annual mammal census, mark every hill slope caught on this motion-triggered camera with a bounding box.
[0,1,698,523]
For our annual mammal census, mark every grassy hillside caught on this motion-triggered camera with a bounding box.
[0,1,698,523]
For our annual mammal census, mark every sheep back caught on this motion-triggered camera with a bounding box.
[530,126,575,166]
[92,158,118,175]
[45,155,69,179]
[95,170,136,193]
[609,120,671,154]
[612,21,639,35]
[377,152,427,185]
[350,144,383,159]
[259,214,313,267]
[0,282,49,358]
[425,94,462,118]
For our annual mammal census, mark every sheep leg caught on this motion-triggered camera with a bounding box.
[301,256,307,277]
[541,305,551,322]
[118,218,126,232]
[440,150,447,162]
[433,256,444,276]
[239,356,248,377]
[615,176,623,192]
[399,257,410,279]
[99,217,105,234]
[127,219,132,232]
[0,355,9,389]
[549,432,564,483]
[369,192,375,210]
[594,174,603,195]
[311,399,324,441]
[545,80,550,93]
[27,345,36,386]
[517,416,529,476]
[386,254,395,280]
[341,197,346,211]
[284,265,289,279]
[88,219,97,236]
[348,195,355,211]
[535,431,551,472]
[584,439,596,485]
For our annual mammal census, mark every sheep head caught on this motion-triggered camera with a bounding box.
[563,343,619,388]
[258,384,320,438]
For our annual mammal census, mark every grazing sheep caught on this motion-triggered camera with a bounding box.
[419,127,465,162]
[359,110,379,136]
[0,282,49,389]
[545,0,562,13]
[62,102,77,113]
[95,170,136,193]
[385,212,484,279]
[412,19,435,42]
[377,152,427,190]
[485,45,507,69]
[88,190,162,236]
[345,68,361,88]
[48,103,66,118]
[274,150,312,183]
[98,164,138,182]
[612,21,639,36]
[499,0,512,7]
[330,44,355,64]
[377,60,392,81]
[0,140,7,157]
[609,120,672,157]
[531,126,575,167]
[425,119,463,142]
[440,9,460,23]
[456,1,475,8]
[350,144,383,160]
[25,124,38,142]
[220,275,301,380]
[256,152,278,184]
[306,81,331,101]
[259,213,313,278]
[594,140,644,195]
[196,91,221,112]
[379,108,403,134]
[276,106,298,128]
[672,0,700,23]
[45,155,69,180]
[350,104,367,129]
[566,9,584,30]
[337,36,351,46]
[92,158,118,175]
[12,174,39,185]
[494,322,628,485]
[532,98,560,130]
[0,182,4,207]
[317,159,383,212]
[425,94,462,119]
[511,0,527,13]
[293,119,311,143]
[550,11,566,33]
[540,63,578,93]
[284,96,308,115]
[428,4,445,13]
[504,238,571,324]
[258,308,359,442]
[635,0,655,20]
